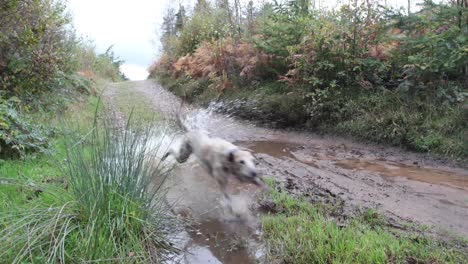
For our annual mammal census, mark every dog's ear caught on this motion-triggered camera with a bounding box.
[228,151,235,162]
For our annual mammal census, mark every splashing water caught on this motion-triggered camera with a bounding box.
[180,101,244,139]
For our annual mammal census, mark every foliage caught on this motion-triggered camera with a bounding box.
[151,0,467,159]
[0,93,49,158]
[391,1,468,94]
[0,0,76,98]
[0,0,126,159]
[173,38,271,90]
[75,40,127,82]
[332,91,468,158]
[262,180,467,264]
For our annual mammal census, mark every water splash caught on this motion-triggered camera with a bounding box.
[181,102,244,139]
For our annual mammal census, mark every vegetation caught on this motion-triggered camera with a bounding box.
[150,0,468,159]
[0,96,178,263]
[261,179,467,263]
[0,0,127,158]
[1,0,176,262]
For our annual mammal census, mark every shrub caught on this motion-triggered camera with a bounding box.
[0,93,49,158]
[173,38,270,83]
[391,1,468,92]
[0,0,76,98]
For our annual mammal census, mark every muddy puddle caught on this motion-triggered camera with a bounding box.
[238,140,468,191]
[335,159,468,190]
[238,140,320,168]
[170,217,261,264]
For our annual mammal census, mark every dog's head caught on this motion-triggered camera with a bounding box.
[227,149,264,187]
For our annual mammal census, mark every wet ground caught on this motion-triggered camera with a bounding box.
[104,80,468,263]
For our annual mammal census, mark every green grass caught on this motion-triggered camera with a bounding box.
[261,179,467,264]
[0,96,99,210]
[332,93,467,159]
[0,93,177,263]
[112,81,163,124]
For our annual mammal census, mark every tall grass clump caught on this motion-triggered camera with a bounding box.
[0,108,178,263]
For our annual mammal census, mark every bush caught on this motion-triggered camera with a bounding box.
[0,0,76,98]
[0,93,49,158]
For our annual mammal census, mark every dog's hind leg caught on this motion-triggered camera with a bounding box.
[163,139,192,163]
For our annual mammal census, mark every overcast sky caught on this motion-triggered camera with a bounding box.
[67,0,424,80]
[67,0,171,80]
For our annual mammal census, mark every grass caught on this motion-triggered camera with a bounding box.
[0,93,178,263]
[111,81,163,124]
[261,179,467,264]
[332,92,467,159]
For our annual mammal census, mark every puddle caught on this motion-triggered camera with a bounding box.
[239,141,301,159]
[238,141,319,168]
[181,218,257,264]
[335,159,468,190]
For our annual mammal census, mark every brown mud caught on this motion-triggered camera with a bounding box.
[104,80,468,263]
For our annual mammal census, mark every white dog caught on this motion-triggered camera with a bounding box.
[162,127,265,202]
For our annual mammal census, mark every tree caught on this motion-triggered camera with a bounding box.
[175,4,186,33]
[195,0,210,13]
[246,1,255,35]
[160,8,176,50]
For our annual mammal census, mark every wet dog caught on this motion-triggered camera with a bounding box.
[162,115,265,208]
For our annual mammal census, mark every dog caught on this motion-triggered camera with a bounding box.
[161,113,265,205]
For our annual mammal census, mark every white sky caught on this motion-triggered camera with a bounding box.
[67,0,170,80]
[67,0,425,80]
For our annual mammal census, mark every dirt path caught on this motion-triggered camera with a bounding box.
[104,80,467,262]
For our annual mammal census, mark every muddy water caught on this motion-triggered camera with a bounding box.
[335,159,468,190]
[239,141,320,168]
[240,141,302,159]
[243,140,468,191]
[242,140,468,190]
[181,219,257,263]
[126,81,468,240]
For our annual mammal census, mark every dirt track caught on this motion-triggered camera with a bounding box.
[105,80,467,262]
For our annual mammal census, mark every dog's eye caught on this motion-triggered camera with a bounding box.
[240,160,245,164]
